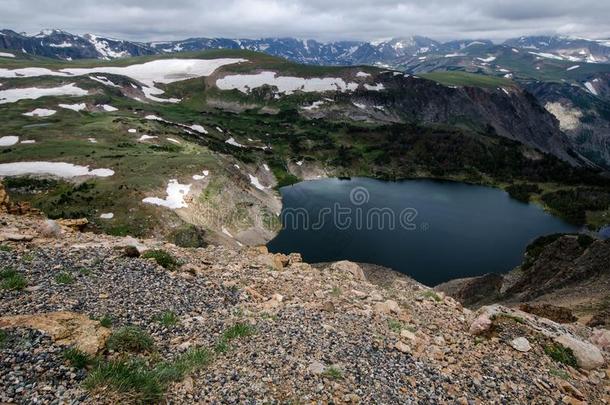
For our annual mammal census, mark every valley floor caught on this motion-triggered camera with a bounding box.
[1,212,609,404]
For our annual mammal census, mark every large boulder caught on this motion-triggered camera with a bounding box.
[555,334,605,370]
[38,219,62,238]
[330,260,366,281]
[469,313,493,335]
[0,311,110,355]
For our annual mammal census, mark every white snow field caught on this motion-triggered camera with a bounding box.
[585,81,599,96]
[23,108,57,117]
[59,103,87,112]
[100,104,118,112]
[0,52,15,58]
[0,84,88,104]
[142,179,191,209]
[0,136,19,146]
[216,71,385,95]
[0,162,114,178]
[225,137,245,148]
[0,58,246,103]
[248,174,267,191]
[189,124,207,134]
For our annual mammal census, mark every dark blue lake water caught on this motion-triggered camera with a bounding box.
[267,178,579,286]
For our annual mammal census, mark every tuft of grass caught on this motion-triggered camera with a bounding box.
[222,323,255,341]
[331,286,342,297]
[0,330,6,347]
[141,250,179,269]
[106,326,155,353]
[0,244,12,252]
[63,347,94,369]
[387,319,403,333]
[545,343,578,367]
[84,358,164,403]
[55,272,74,285]
[0,268,27,291]
[153,347,212,383]
[422,290,442,302]
[322,366,343,379]
[85,347,212,403]
[214,323,255,354]
[153,311,180,327]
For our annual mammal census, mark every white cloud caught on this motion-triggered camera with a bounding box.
[0,0,609,41]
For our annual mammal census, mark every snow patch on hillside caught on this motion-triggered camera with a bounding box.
[100,104,118,112]
[226,137,245,148]
[142,179,191,209]
[0,52,15,58]
[23,108,57,117]
[0,84,87,104]
[584,81,599,96]
[248,174,267,191]
[0,58,246,103]
[216,71,375,95]
[0,136,19,146]
[0,161,114,178]
[59,103,86,112]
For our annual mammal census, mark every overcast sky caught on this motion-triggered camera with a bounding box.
[1,0,609,42]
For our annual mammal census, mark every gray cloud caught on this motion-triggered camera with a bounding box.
[1,0,609,42]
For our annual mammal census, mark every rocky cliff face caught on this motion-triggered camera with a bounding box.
[329,73,584,165]
[437,234,610,328]
[527,80,610,168]
[1,211,609,403]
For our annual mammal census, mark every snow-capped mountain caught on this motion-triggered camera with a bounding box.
[0,29,155,60]
[503,36,610,63]
[1,29,609,66]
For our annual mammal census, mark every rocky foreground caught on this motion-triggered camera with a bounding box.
[1,212,610,404]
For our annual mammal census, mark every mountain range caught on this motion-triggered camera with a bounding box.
[2,29,609,66]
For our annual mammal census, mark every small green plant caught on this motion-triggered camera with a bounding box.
[55,272,74,285]
[549,368,571,380]
[106,326,155,353]
[141,250,179,269]
[0,268,27,291]
[494,313,525,324]
[331,286,342,297]
[99,316,113,328]
[545,343,578,367]
[322,366,343,379]
[387,319,403,333]
[154,311,180,327]
[21,253,34,263]
[63,347,94,369]
[422,290,442,302]
[213,340,229,354]
[79,268,92,276]
[0,330,6,347]
[0,244,12,252]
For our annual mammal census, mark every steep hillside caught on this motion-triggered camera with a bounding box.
[0,210,609,403]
